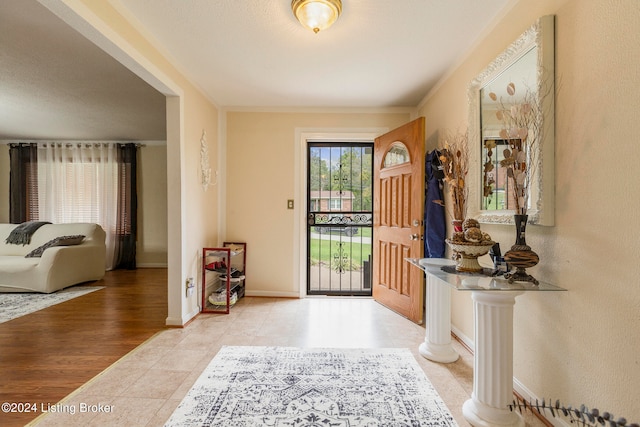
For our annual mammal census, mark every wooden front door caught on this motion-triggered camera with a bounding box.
[372,117,425,323]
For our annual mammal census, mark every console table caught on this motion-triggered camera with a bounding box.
[407,258,565,427]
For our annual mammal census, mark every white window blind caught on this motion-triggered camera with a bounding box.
[37,143,119,269]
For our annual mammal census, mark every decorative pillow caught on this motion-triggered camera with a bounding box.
[25,235,86,258]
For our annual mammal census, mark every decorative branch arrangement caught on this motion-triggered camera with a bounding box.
[435,129,469,221]
[510,398,638,427]
[489,82,541,214]
[482,138,497,202]
[487,79,553,215]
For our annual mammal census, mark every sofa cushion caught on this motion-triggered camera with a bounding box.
[0,256,40,272]
[25,235,86,258]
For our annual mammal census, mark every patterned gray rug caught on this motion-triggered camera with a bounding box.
[165,346,458,427]
[0,286,103,323]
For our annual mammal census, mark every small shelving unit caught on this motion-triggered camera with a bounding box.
[201,242,246,314]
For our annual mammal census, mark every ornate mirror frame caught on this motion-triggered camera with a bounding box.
[467,15,555,226]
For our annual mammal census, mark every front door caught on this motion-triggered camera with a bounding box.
[307,143,374,295]
[372,117,425,323]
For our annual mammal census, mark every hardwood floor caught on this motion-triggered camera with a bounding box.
[0,268,168,427]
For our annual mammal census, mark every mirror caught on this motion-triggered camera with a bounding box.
[467,15,555,225]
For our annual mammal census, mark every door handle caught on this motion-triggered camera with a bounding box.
[410,233,423,240]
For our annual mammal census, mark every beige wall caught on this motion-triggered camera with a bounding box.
[137,144,168,267]
[419,0,640,418]
[225,111,411,296]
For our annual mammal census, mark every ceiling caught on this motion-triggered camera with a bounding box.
[0,0,167,141]
[0,0,512,141]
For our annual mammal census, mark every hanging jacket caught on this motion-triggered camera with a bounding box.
[424,150,446,258]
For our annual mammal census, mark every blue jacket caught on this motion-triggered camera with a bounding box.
[424,150,446,258]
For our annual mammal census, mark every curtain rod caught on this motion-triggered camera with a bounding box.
[8,142,146,148]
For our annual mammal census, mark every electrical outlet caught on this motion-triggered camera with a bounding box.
[287,199,294,209]
[186,277,195,297]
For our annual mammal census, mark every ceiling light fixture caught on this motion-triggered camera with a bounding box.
[291,0,342,34]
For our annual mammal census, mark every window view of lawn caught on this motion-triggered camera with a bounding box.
[309,228,371,271]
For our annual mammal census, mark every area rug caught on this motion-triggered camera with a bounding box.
[0,286,103,323]
[164,346,458,427]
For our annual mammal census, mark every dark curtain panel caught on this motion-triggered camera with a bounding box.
[9,143,39,224]
[113,143,138,269]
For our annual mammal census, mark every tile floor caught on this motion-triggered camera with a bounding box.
[28,297,545,426]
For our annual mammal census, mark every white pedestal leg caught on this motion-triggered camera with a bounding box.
[419,274,459,363]
[463,291,524,427]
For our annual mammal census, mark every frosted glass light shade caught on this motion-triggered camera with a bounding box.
[292,0,342,33]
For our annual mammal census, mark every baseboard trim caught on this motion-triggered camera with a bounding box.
[245,290,301,298]
[451,325,475,353]
[165,316,183,326]
[512,382,567,427]
[136,263,168,268]
[165,306,199,327]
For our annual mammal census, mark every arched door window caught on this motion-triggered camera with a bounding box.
[383,142,410,168]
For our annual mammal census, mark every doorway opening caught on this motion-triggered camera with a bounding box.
[306,142,374,296]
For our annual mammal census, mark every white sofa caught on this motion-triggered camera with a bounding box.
[0,223,106,293]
